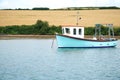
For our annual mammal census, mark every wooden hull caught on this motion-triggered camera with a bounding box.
[56,34,117,48]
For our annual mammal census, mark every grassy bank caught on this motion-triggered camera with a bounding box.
[0,35,55,39]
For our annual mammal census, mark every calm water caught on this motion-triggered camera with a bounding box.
[0,39,120,80]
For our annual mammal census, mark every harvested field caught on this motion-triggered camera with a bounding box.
[0,10,120,27]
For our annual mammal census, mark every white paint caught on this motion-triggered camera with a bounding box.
[62,26,84,38]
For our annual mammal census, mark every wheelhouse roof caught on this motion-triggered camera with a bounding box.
[61,25,84,27]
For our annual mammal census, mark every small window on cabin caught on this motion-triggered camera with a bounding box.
[62,28,64,34]
[73,28,76,35]
[65,28,70,34]
[79,29,81,35]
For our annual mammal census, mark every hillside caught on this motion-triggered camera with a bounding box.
[0,10,120,27]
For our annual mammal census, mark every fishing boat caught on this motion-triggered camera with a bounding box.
[56,24,117,48]
[56,11,117,48]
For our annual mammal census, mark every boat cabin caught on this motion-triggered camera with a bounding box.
[62,25,84,38]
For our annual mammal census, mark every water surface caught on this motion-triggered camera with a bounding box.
[0,39,120,80]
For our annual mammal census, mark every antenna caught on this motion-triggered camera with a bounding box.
[76,11,81,26]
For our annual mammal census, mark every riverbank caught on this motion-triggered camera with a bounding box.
[0,35,55,39]
[0,35,120,39]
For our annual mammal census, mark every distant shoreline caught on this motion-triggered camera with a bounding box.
[0,35,55,39]
[0,35,120,39]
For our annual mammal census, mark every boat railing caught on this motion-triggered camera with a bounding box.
[104,38,117,41]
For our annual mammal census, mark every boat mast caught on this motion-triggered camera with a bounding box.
[76,11,79,25]
[106,24,114,38]
[76,11,81,26]
[95,24,101,40]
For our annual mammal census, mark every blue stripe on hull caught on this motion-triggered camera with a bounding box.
[56,35,117,48]
[58,46,116,48]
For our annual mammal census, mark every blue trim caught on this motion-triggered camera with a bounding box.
[58,46,116,48]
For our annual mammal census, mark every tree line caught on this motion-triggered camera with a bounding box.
[66,6,120,10]
[0,20,61,35]
[32,7,49,10]
[1,7,50,10]
[1,6,120,10]
[0,20,120,35]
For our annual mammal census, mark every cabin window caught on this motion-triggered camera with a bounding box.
[62,28,64,34]
[73,28,76,35]
[79,29,81,35]
[65,28,70,34]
